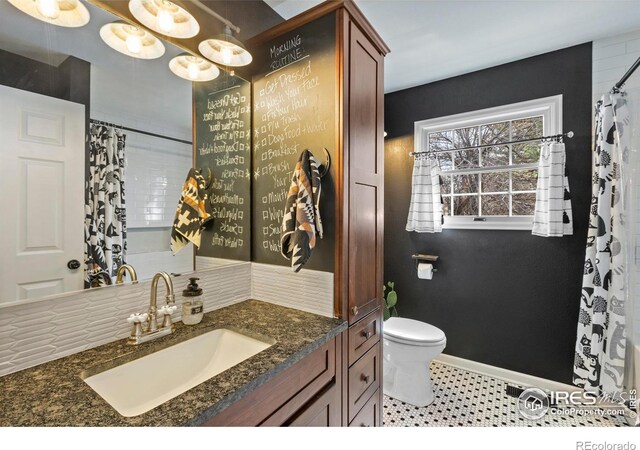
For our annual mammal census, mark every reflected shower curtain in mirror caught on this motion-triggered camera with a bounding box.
[573,93,629,395]
[84,124,127,288]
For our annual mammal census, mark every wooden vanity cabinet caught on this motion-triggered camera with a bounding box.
[238,0,388,427]
[204,336,341,426]
[337,2,387,427]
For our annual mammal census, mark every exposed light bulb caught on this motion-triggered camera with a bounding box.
[126,34,142,54]
[221,46,232,65]
[36,0,60,19]
[157,8,174,33]
[187,61,199,80]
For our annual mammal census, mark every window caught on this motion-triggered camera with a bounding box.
[414,96,562,230]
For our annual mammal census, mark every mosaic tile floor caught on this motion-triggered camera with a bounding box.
[383,361,629,427]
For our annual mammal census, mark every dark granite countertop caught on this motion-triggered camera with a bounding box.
[0,299,346,426]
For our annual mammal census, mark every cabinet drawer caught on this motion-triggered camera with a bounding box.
[348,342,379,422]
[348,309,380,366]
[349,388,379,427]
[286,383,341,427]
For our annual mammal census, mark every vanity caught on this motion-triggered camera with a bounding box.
[0,300,346,426]
[0,0,386,427]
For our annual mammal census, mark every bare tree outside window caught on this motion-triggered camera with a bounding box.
[431,116,543,217]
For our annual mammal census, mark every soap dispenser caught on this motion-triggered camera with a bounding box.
[181,277,204,325]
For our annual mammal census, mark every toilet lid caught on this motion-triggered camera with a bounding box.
[384,317,445,343]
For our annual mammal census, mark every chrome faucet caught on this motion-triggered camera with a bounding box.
[126,271,177,345]
[115,264,138,285]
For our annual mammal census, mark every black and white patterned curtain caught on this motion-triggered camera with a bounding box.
[573,93,629,395]
[84,124,127,288]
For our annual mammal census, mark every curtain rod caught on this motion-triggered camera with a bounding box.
[409,131,574,157]
[90,119,192,145]
[611,56,640,94]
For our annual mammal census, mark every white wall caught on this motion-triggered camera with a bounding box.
[592,30,640,348]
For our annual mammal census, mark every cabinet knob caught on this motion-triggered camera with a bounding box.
[360,424,371,427]
[361,374,370,384]
[352,305,359,316]
[361,330,372,339]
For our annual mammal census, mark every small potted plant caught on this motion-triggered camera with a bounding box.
[383,281,398,320]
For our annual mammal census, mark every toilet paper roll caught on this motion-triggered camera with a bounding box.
[417,263,433,280]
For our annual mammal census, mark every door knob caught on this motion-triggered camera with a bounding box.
[67,259,81,270]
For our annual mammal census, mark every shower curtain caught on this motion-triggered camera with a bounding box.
[573,93,630,396]
[85,124,127,288]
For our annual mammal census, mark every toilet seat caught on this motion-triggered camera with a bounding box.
[384,317,446,346]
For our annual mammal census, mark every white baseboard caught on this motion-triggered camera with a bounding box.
[434,353,580,393]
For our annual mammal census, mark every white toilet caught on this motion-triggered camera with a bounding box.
[383,317,446,407]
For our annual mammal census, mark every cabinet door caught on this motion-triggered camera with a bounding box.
[347,21,384,324]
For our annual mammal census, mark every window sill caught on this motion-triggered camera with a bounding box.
[442,217,533,231]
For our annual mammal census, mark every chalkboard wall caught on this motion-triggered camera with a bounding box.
[250,13,337,272]
[194,75,252,261]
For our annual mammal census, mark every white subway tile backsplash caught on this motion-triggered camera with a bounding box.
[593,29,640,346]
[250,263,334,318]
[626,38,640,54]
[592,53,640,75]
[593,30,640,49]
[593,67,628,85]
[593,42,626,61]
[0,263,253,377]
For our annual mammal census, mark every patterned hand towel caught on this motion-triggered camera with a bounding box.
[280,149,323,272]
[171,168,212,254]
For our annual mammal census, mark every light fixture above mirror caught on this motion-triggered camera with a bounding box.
[198,26,252,67]
[8,0,90,27]
[100,21,165,59]
[128,0,199,39]
[169,53,219,82]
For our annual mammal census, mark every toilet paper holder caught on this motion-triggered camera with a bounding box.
[412,254,439,272]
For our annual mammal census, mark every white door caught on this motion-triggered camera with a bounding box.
[0,85,85,304]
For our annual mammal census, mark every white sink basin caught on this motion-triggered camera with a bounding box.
[83,328,273,417]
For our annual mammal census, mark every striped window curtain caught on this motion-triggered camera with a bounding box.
[84,124,127,288]
[531,141,573,237]
[406,156,443,233]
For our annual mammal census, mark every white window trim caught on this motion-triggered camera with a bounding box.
[414,95,563,231]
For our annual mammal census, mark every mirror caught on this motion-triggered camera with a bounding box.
[0,0,251,306]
